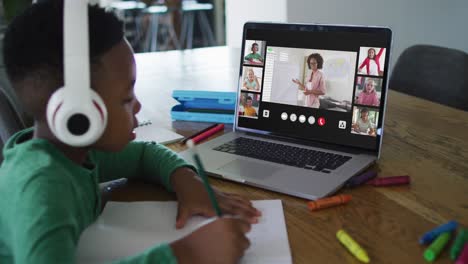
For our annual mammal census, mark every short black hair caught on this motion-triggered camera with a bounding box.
[307,53,324,69]
[246,96,253,101]
[2,1,124,116]
[360,108,369,115]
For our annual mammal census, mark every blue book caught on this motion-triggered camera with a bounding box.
[171,90,237,123]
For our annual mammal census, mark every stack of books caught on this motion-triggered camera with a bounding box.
[171,90,236,123]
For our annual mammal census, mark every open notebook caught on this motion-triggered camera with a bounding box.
[76,200,292,264]
[134,121,184,145]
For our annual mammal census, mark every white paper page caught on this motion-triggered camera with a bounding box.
[134,123,184,145]
[76,200,292,264]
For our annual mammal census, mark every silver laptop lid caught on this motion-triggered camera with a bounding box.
[234,22,392,156]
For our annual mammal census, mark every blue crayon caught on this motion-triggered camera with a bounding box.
[346,170,377,188]
[419,220,458,245]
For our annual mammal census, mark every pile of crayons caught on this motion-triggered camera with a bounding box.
[419,220,468,263]
[307,171,411,212]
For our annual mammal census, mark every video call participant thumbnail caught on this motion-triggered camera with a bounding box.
[238,93,260,118]
[242,67,262,92]
[351,107,378,137]
[358,47,386,76]
[354,77,381,107]
[244,41,265,66]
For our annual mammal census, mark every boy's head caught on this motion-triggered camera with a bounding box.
[246,96,253,107]
[251,43,259,53]
[3,1,141,151]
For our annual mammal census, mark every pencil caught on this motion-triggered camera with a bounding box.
[182,123,219,144]
[186,140,222,216]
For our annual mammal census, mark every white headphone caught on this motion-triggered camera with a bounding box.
[46,0,107,147]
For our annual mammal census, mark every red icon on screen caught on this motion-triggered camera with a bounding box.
[318,117,326,126]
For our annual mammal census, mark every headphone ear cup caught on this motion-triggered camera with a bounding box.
[46,88,66,137]
[46,87,108,146]
[89,89,108,129]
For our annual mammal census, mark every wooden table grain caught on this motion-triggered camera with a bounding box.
[111,47,468,264]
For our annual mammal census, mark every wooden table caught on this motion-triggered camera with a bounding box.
[113,46,468,263]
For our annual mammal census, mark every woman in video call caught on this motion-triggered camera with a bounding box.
[243,68,260,91]
[352,108,376,136]
[358,48,384,76]
[292,53,326,108]
[356,78,380,106]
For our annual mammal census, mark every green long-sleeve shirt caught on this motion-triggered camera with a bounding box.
[0,128,193,263]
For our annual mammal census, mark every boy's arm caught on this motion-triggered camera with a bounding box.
[111,244,177,264]
[12,169,180,264]
[12,172,80,264]
[94,141,195,191]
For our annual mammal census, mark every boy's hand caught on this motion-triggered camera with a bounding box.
[170,168,262,229]
[170,217,251,264]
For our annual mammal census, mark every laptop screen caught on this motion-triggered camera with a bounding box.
[236,23,392,152]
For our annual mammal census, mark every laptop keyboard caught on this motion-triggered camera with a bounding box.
[213,137,352,173]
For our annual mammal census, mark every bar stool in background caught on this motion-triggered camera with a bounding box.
[179,1,216,49]
[143,5,182,51]
[108,1,147,52]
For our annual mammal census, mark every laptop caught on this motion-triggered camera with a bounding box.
[180,22,393,200]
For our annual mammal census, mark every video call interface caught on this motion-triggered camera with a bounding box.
[237,27,391,151]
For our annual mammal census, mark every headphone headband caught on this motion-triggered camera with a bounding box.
[46,0,108,147]
[64,0,90,100]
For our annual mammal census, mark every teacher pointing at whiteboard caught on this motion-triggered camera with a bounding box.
[292,53,327,108]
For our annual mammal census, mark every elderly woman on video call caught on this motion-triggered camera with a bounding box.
[243,68,260,91]
[356,78,380,106]
[292,53,326,108]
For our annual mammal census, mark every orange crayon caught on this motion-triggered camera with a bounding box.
[307,194,352,211]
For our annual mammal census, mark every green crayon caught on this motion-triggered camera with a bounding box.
[424,232,451,262]
[450,229,468,260]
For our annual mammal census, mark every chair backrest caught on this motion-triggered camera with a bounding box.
[389,45,468,111]
[0,86,26,163]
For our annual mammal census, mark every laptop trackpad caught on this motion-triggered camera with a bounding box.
[217,159,277,180]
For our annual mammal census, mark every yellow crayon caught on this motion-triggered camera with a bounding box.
[336,229,370,263]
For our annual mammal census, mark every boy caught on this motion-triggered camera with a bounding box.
[0,2,260,264]
[243,96,258,117]
[244,43,264,65]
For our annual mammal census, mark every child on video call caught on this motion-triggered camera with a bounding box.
[243,96,258,117]
[243,68,260,91]
[0,2,260,264]
[352,108,376,136]
[356,78,380,106]
[244,43,264,65]
[358,48,384,76]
